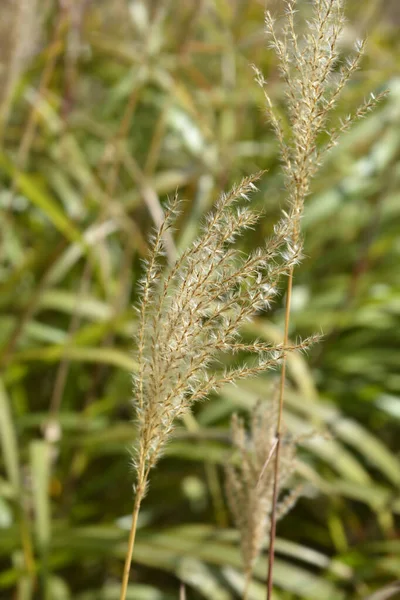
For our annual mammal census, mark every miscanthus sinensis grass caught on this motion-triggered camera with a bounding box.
[255,1,384,597]
[225,402,301,600]
[118,176,316,599]
[133,177,311,483]
[119,1,384,598]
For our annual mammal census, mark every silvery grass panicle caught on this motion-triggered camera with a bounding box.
[256,1,385,598]
[225,402,301,600]
[133,175,310,485]
[118,174,316,600]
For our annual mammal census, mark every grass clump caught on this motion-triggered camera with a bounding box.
[0,0,397,598]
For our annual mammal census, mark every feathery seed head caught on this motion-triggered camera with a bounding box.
[132,175,309,481]
[225,401,300,578]
[260,0,384,241]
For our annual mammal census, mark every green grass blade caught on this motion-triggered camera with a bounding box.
[0,378,20,492]
[29,440,51,551]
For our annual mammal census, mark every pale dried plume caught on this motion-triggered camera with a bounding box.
[225,402,300,599]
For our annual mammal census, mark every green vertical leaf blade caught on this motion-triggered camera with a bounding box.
[30,440,51,551]
[0,378,20,492]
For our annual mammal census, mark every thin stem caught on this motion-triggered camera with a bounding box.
[6,6,66,212]
[119,469,147,600]
[180,583,187,600]
[266,266,294,600]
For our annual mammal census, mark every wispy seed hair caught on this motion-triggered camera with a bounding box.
[132,174,315,486]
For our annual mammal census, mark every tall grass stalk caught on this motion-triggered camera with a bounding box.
[118,2,383,598]
[261,1,383,598]
[119,176,315,599]
[225,403,300,600]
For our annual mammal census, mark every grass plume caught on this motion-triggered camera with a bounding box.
[119,174,315,599]
[258,1,384,598]
[225,402,301,600]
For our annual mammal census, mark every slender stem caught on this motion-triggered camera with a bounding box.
[266,266,294,600]
[119,471,147,600]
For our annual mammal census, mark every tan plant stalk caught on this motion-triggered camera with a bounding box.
[225,402,301,600]
[260,1,385,598]
[0,0,39,137]
[119,174,317,599]
[266,268,293,600]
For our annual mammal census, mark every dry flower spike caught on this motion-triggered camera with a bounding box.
[260,1,384,598]
[225,401,301,600]
[119,173,315,600]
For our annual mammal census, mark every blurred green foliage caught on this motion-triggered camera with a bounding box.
[0,0,400,598]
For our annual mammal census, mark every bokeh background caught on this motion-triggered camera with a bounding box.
[0,1,400,598]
